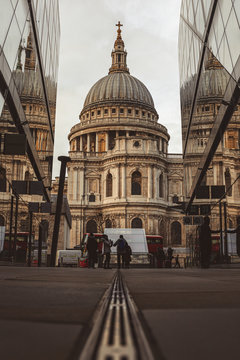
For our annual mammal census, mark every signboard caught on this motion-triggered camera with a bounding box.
[104,228,148,254]
[58,250,81,266]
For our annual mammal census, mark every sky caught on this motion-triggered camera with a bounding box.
[53,0,182,178]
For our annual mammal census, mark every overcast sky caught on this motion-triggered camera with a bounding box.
[53,0,182,178]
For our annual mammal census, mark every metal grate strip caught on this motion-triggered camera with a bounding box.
[78,272,156,360]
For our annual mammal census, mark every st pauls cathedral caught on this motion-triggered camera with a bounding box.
[67,23,185,248]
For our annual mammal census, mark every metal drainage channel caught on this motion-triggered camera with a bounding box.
[78,271,155,360]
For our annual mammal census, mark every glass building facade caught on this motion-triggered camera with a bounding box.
[179,0,240,208]
[0,1,60,259]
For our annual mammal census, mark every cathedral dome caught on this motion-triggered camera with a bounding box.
[83,72,155,110]
[81,22,157,116]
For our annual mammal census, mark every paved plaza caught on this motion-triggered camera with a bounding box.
[0,266,240,359]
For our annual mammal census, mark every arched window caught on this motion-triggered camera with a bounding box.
[105,219,112,228]
[159,174,163,197]
[131,217,142,228]
[106,173,112,197]
[225,168,232,196]
[86,219,97,233]
[0,215,5,226]
[171,221,182,245]
[131,171,141,195]
[0,167,6,192]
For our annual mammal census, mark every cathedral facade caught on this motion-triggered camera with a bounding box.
[67,24,184,248]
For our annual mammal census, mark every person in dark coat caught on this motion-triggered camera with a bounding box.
[199,216,212,268]
[124,244,132,268]
[103,235,113,269]
[166,247,174,268]
[113,235,128,268]
[87,233,98,268]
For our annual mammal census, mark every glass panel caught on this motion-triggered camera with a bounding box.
[188,0,195,26]
[10,0,18,9]
[0,93,4,115]
[3,15,21,72]
[201,0,212,19]
[213,4,225,48]
[0,0,15,46]
[195,0,205,36]
[15,0,29,35]
[225,8,240,76]
[218,0,233,27]
[217,34,233,75]
[233,2,240,28]
[208,24,218,58]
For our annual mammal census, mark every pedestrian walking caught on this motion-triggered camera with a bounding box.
[124,244,132,268]
[102,235,113,269]
[156,247,165,268]
[174,254,181,268]
[113,234,128,268]
[87,233,97,268]
[199,216,212,268]
[166,247,174,268]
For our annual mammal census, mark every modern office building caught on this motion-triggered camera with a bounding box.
[67,24,184,248]
[179,1,240,232]
[0,1,61,260]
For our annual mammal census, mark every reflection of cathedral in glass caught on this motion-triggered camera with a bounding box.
[0,2,60,250]
[179,1,240,231]
[67,24,185,248]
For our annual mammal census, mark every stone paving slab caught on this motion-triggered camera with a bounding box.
[121,268,240,360]
[0,267,115,360]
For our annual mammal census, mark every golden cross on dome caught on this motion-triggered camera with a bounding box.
[116,21,123,36]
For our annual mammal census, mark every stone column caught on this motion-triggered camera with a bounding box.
[79,167,84,198]
[80,136,83,151]
[116,165,120,198]
[73,168,78,201]
[164,173,168,200]
[95,133,98,153]
[148,166,153,199]
[122,164,126,199]
[106,132,109,151]
[159,138,162,152]
[87,134,90,152]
